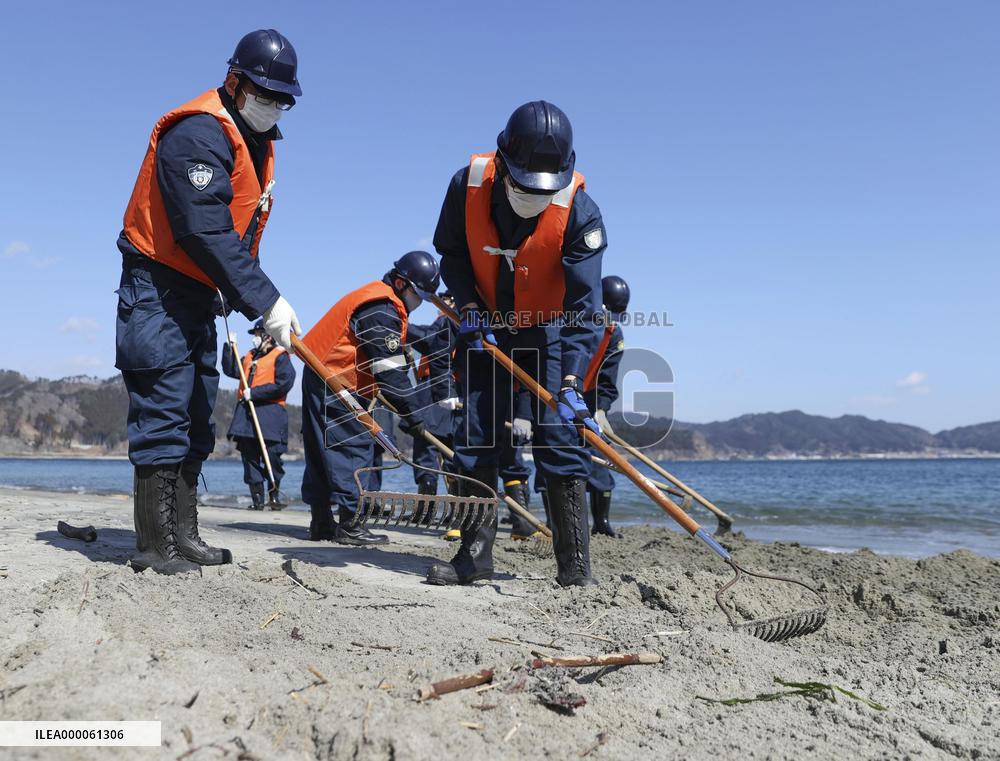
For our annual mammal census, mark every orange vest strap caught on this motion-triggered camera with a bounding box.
[583,324,615,392]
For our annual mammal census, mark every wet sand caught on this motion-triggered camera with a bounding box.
[0,487,997,760]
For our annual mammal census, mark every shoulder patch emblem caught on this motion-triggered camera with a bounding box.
[385,335,400,351]
[188,164,214,191]
[617,340,625,350]
[584,227,604,250]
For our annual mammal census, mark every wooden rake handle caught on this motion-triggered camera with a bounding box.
[605,430,734,529]
[290,334,400,457]
[430,296,705,538]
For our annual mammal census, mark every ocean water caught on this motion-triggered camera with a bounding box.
[1,457,997,559]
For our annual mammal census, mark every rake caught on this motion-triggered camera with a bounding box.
[604,430,735,534]
[291,335,500,532]
[376,394,554,553]
[430,295,827,643]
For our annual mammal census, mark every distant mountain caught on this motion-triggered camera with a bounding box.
[0,371,996,459]
[934,421,1000,452]
[612,409,1000,458]
[0,371,302,457]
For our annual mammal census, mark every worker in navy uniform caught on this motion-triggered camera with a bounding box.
[115,30,303,574]
[428,101,607,587]
[584,276,628,536]
[299,252,439,546]
[404,292,459,505]
[221,320,296,509]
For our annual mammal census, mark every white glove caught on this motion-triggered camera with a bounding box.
[228,331,238,345]
[437,397,462,411]
[594,409,614,437]
[511,417,533,445]
[262,296,301,352]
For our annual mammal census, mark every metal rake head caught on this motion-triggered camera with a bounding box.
[715,558,828,643]
[349,461,500,531]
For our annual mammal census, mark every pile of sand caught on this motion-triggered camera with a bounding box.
[0,488,996,759]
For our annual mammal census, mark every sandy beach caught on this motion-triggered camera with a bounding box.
[0,487,997,760]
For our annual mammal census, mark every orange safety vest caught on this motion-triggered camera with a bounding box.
[465,152,585,327]
[302,282,408,399]
[122,89,275,288]
[239,347,287,407]
[583,323,616,392]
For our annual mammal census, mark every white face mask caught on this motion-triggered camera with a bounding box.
[504,177,553,219]
[239,95,283,133]
[251,335,263,350]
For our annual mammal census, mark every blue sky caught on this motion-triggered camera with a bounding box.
[1,1,997,432]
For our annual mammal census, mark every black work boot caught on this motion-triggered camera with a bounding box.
[426,467,498,585]
[268,480,287,511]
[176,464,232,565]
[334,508,389,546]
[505,481,537,540]
[308,504,336,541]
[589,488,619,537]
[540,488,552,528]
[548,476,598,587]
[131,465,200,575]
[249,483,266,510]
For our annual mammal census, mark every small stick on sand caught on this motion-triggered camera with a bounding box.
[503,723,521,743]
[531,653,662,669]
[416,669,494,701]
[260,612,281,630]
[307,666,329,685]
[350,642,394,651]
[643,630,687,638]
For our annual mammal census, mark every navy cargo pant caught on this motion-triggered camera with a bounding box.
[454,326,589,483]
[235,437,287,486]
[300,369,377,519]
[115,252,219,466]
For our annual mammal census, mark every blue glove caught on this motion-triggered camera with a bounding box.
[557,382,602,437]
[459,308,497,351]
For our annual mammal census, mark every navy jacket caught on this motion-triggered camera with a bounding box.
[118,87,281,318]
[433,164,606,380]
[351,299,424,423]
[222,342,295,443]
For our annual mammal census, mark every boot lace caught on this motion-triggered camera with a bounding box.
[155,470,182,559]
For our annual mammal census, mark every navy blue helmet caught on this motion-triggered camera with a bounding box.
[392,251,440,298]
[248,319,266,334]
[602,276,630,313]
[497,101,575,193]
[228,29,302,97]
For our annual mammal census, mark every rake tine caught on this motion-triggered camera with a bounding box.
[356,495,371,525]
[394,497,408,527]
[433,499,451,530]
